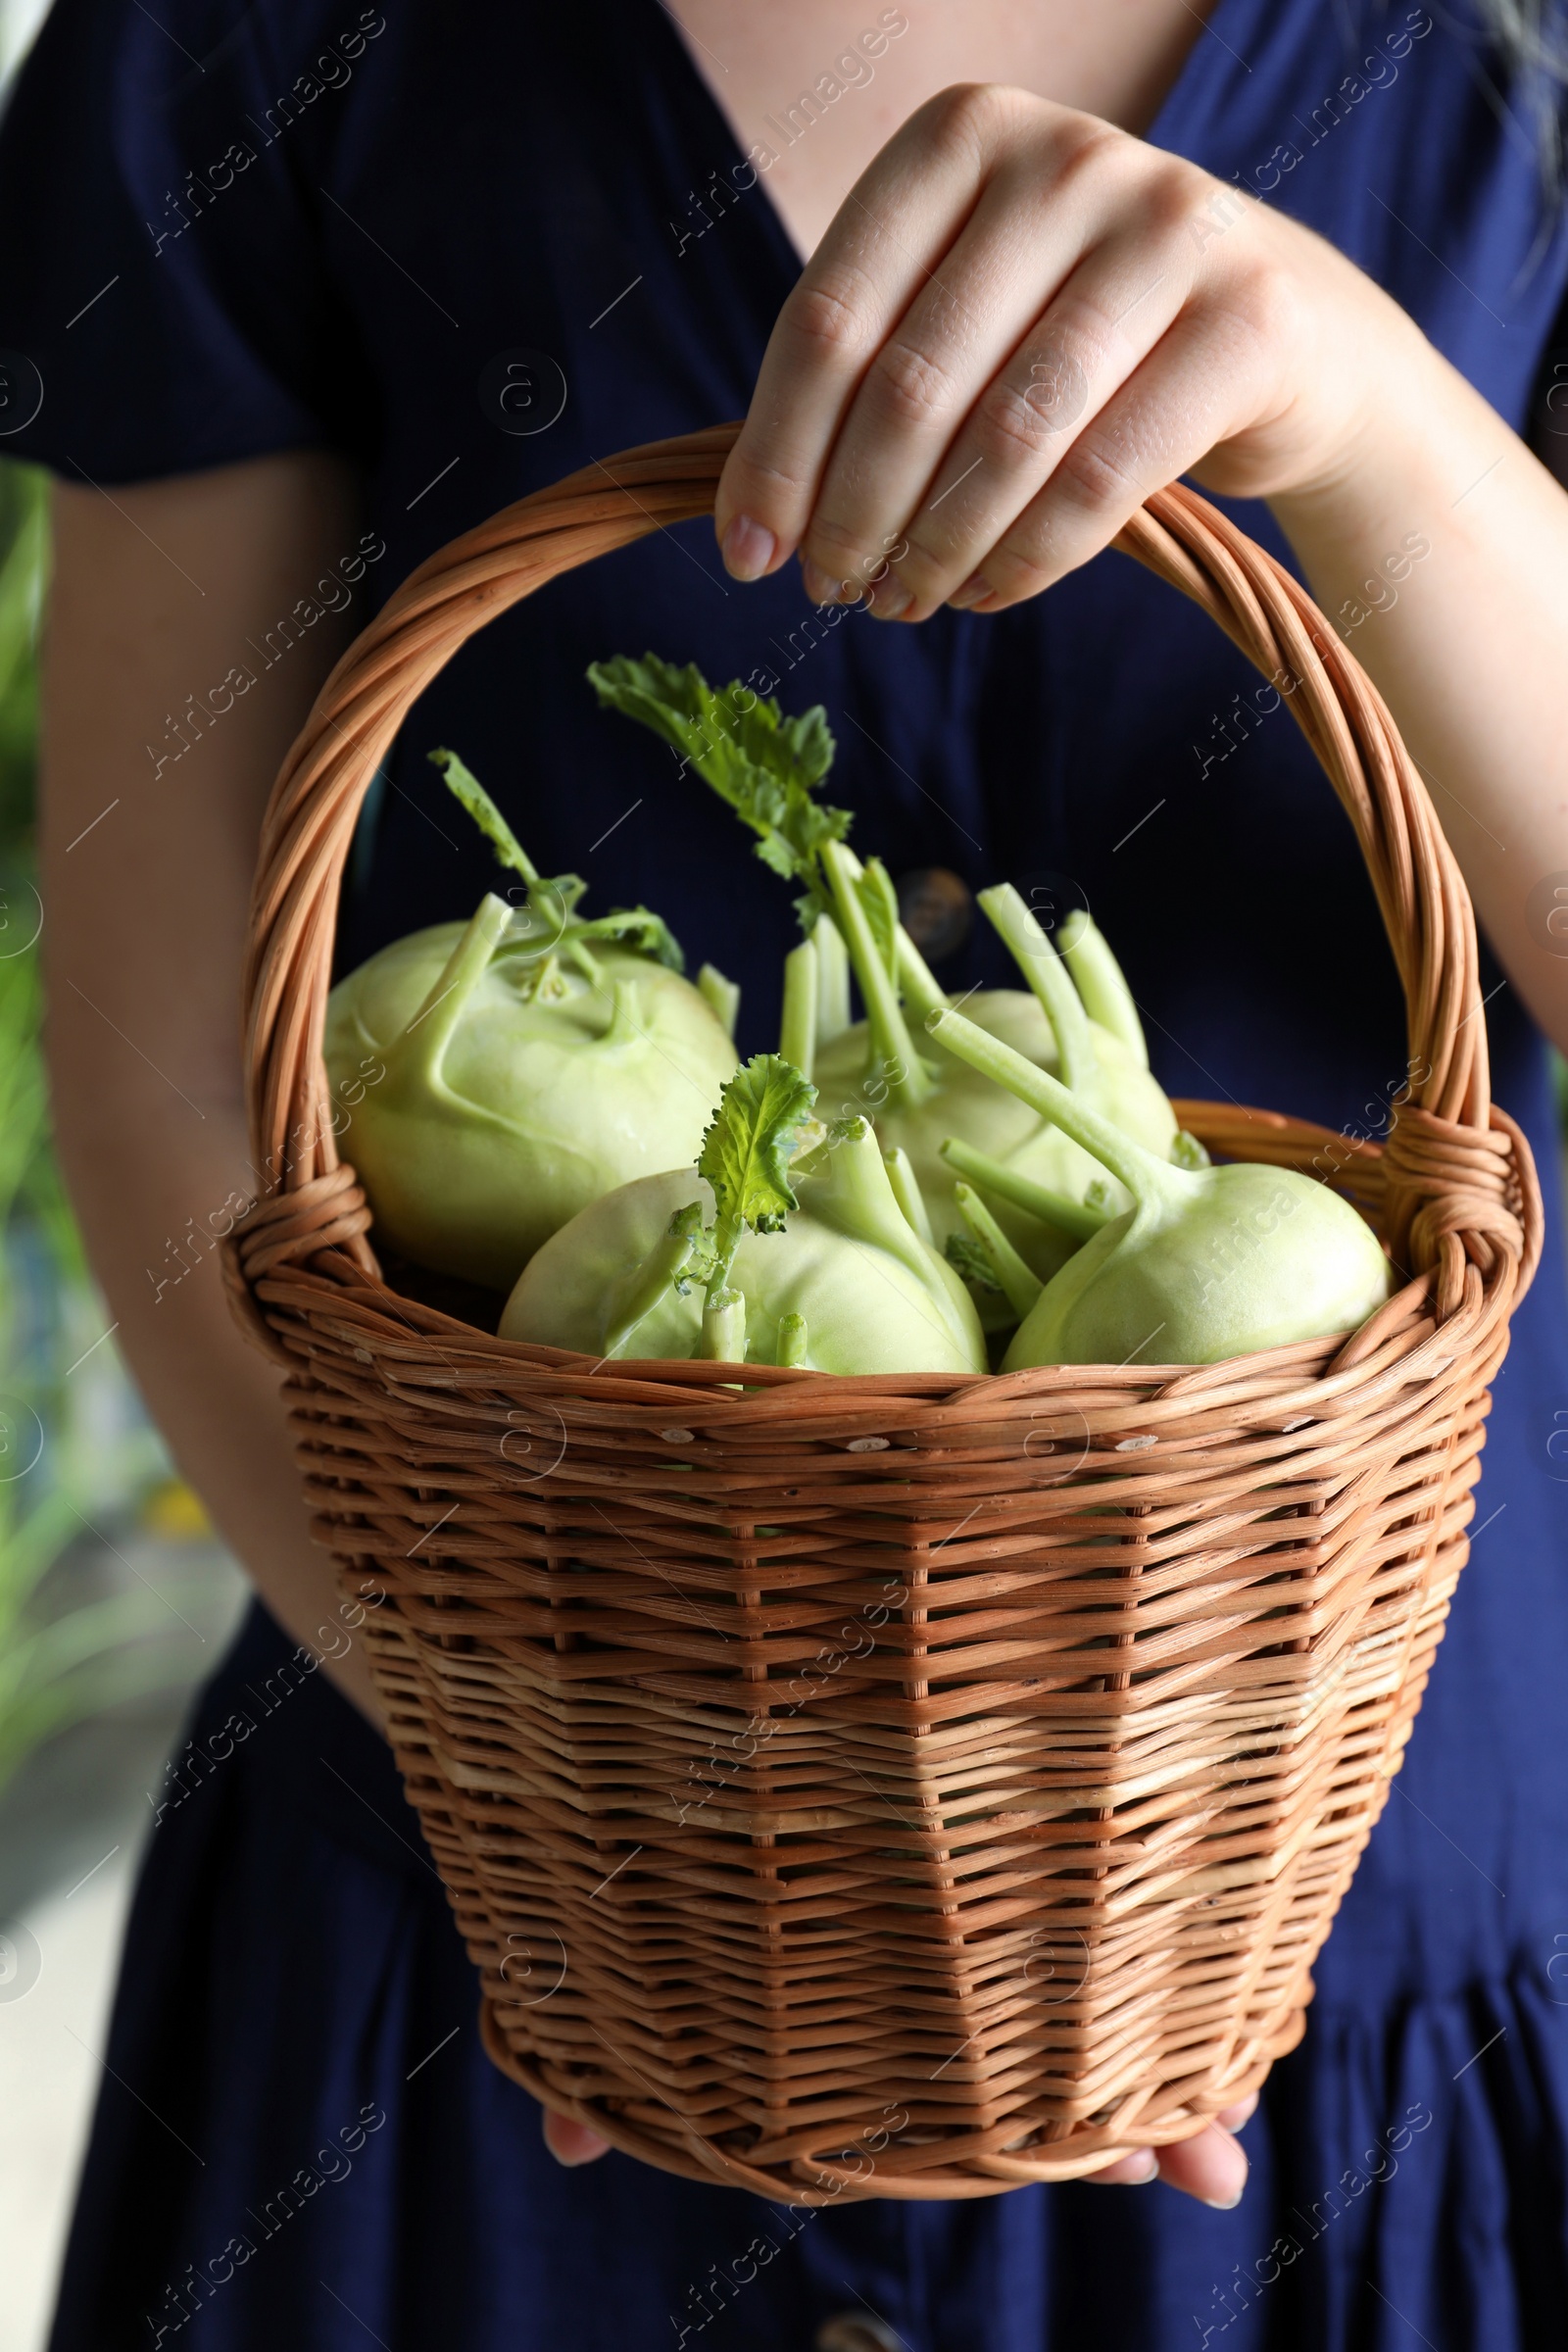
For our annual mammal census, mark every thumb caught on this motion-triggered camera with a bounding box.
[543,2109,613,2168]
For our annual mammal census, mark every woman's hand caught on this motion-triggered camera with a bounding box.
[714,75,1568,1067]
[541,2093,1257,2206]
[712,81,1420,617]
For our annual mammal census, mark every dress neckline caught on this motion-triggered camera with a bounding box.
[645,0,1264,285]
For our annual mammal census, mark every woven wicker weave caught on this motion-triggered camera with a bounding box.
[227,423,1541,2200]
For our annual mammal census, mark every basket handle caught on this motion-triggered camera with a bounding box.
[239,422,1503,1275]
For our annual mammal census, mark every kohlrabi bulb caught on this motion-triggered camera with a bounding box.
[325,894,739,1291]
[500,1115,986,1375]
[927,1007,1393,1371]
[1004,1159,1395,1369]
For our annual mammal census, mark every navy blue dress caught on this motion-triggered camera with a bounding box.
[4,2,1568,2344]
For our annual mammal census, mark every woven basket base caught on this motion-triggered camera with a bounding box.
[347,1439,1407,2205]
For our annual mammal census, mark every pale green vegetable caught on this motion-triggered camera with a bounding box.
[323,751,738,1290]
[585,655,1181,1291]
[815,981,1180,1285]
[326,904,739,1290]
[928,1007,1393,1369]
[501,1054,986,1374]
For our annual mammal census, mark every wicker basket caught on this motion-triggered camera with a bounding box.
[228,423,1540,2200]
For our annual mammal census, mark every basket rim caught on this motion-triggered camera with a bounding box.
[233,1095,1537,1437]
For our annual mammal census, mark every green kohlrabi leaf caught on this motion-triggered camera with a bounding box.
[567,907,685,972]
[586,654,851,922]
[698,1054,818,1253]
[428,747,588,919]
[428,747,538,880]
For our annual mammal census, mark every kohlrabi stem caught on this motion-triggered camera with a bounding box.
[1057,909,1148,1068]
[940,1137,1109,1241]
[818,1117,933,1283]
[883,1146,933,1244]
[821,840,933,1111]
[927,1007,1187,1210]
[566,937,604,988]
[604,1213,703,1356]
[708,1208,745,1299]
[834,842,948,1029]
[699,963,741,1039]
[894,929,949,1032]
[776,1312,809,1368]
[597,977,646,1051]
[979,884,1097,1094]
[813,916,852,1047]
[780,940,818,1079]
[699,1289,747,1361]
[954,1184,1044,1320]
[396,892,514,1076]
[837,845,946,1029]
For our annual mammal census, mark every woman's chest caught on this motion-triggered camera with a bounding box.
[658,0,1219,259]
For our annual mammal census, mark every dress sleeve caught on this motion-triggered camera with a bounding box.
[0,0,381,482]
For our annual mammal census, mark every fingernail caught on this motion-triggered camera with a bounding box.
[801,558,843,607]
[868,574,912,621]
[1121,2151,1158,2184]
[719,513,776,581]
[947,572,991,611]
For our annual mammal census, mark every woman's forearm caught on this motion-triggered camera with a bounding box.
[1269,339,1568,1054]
[40,452,386,1727]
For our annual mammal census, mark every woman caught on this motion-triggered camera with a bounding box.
[3,0,1567,2342]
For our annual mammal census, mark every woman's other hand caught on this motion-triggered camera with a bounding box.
[541,2092,1258,2204]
